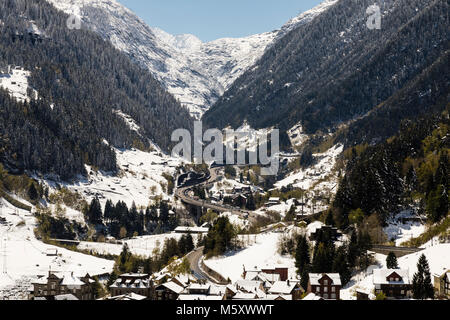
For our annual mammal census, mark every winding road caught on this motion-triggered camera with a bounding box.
[175,168,259,225]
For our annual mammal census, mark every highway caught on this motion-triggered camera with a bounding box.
[175,168,259,225]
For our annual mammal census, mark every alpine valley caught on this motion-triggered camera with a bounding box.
[0,0,448,302]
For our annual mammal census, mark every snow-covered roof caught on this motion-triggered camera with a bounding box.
[60,275,85,287]
[209,285,227,296]
[309,273,342,286]
[106,293,147,301]
[178,294,223,301]
[373,269,411,285]
[233,292,258,300]
[303,293,323,300]
[158,281,184,294]
[174,226,209,233]
[54,294,79,301]
[268,281,297,294]
[235,280,263,293]
[188,283,211,291]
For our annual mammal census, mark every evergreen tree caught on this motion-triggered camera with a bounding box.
[332,246,352,285]
[386,252,399,269]
[87,197,102,224]
[104,199,114,223]
[300,267,310,292]
[295,235,310,274]
[27,182,39,201]
[412,254,434,299]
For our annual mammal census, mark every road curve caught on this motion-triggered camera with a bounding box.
[175,168,258,225]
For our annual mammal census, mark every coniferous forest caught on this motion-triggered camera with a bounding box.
[0,0,193,180]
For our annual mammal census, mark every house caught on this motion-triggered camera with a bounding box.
[32,271,95,300]
[434,270,450,298]
[266,197,280,206]
[109,273,154,299]
[155,281,185,300]
[309,225,340,241]
[261,265,289,281]
[231,194,247,207]
[373,269,412,299]
[307,273,342,300]
[185,283,211,295]
[268,280,304,300]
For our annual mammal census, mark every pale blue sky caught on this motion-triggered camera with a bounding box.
[118,0,323,42]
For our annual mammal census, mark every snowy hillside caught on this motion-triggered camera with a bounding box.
[0,199,114,299]
[46,0,337,118]
[0,66,38,103]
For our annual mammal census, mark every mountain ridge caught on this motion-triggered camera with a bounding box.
[46,0,338,118]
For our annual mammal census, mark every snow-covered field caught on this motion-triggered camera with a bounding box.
[203,232,297,283]
[0,199,114,299]
[76,232,200,258]
[0,66,38,103]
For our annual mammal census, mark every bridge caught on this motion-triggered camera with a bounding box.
[370,245,424,257]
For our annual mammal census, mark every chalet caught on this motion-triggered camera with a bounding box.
[434,270,450,298]
[234,280,266,298]
[243,265,289,282]
[155,281,185,300]
[309,225,341,241]
[231,194,247,207]
[261,265,289,281]
[266,197,280,206]
[307,273,342,300]
[268,280,304,300]
[373,269,412,299]
[32,271,94,300]
[109,273,154,298]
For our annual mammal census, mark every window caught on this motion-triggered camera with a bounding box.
[323,294,328,299]
[401,290,405,295]
[315,287,320,293]
[331,294,336,299]
[332,287,335,292]
[395,278,399,282]
[324,280,328,285]
[324,287,328,292]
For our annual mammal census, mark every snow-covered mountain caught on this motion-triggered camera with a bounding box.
[47,0,337,118]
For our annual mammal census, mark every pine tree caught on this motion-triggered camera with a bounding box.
[87,197,103,224]
[412,254,434,299]
[300,267,310,292]
[295,235,310,274]
[27,182,39,201]
[386,252,399,269]
[332,246,352,285]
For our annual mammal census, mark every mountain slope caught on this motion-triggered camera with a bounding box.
[46,0,338,118]
[0,0,192,179]
[203,0,449,142]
